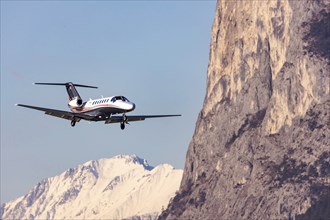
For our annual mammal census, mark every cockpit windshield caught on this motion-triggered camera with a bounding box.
[111,96,129,102]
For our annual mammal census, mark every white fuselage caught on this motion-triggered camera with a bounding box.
[69,96,135,120]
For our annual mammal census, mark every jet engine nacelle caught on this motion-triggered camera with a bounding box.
[77,98,83,106]
[69,97,83,107]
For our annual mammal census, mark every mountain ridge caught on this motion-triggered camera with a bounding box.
[1,154,183,220]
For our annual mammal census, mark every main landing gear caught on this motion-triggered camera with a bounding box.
[71,120,76,127]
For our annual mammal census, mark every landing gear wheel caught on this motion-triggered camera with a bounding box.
[120,122,125,130]
[71,120,76,127]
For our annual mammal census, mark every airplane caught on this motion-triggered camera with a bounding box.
[16,82,181,130]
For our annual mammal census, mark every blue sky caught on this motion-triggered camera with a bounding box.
[1,1,216,203]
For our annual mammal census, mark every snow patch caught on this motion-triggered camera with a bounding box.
[1,154,182,220]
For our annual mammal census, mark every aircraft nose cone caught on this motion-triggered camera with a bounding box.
[131,103,136,111]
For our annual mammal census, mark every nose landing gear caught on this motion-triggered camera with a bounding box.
[120,113,128,130]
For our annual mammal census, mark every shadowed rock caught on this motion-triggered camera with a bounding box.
[160,0,330,219]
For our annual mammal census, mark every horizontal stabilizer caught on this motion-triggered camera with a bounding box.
[34,82,98,89]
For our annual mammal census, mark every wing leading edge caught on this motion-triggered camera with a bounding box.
[15,104,90,121]
[105,114,181,124]
[16,104,181,125]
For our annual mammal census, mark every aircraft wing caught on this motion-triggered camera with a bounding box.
[105,114,181,124]
[16,104,88,121]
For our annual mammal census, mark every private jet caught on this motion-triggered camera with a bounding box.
[16,82,181,130]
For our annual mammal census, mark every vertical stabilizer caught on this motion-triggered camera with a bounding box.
[65,82,81,101]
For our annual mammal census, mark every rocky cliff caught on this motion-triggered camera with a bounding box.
[160,0,330,219]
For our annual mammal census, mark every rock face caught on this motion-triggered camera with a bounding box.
[1,155,183,220]
[160,0,330,219]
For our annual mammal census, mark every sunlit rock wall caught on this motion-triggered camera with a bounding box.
[160,0,330,219]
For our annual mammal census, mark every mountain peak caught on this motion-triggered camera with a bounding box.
[1,154,182,220]
[78,154,154,179]
[112,154,154,170]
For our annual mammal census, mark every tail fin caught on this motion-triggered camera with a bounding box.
[34,82,98,100]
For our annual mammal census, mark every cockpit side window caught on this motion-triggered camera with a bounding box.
[111,96,130,102]
[122,96,129,102]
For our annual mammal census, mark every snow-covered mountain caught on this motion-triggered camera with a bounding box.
[1,155,183,219]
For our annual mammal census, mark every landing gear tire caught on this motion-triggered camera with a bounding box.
[120,122,125,130]
[71,120,76,127]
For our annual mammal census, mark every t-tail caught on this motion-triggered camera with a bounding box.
[34,82,97,107]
